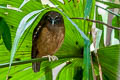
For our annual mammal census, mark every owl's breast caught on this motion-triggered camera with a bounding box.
[36,27,64,57]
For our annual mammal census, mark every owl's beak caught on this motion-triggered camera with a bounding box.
[52,20,55,26]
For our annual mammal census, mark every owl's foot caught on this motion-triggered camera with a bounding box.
[42,55,58,61]
[49,55,58,61]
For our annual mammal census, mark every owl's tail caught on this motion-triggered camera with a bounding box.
[32,62,40,72]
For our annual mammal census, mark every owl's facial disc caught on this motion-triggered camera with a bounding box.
[47,15,61,26]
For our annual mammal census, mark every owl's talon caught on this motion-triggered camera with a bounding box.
[48,55,58,61]
[48,55,52,61]
[51,55,58,61]
[42,55,58,61]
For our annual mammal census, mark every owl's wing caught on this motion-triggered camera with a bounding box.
[32,23,42,58]
[31,22,43,72]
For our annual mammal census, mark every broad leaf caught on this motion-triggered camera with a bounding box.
[112,16,120,40]
[56,59,83,80]
[93,44,120,80]
[84,0,93,18]
[0,17,12,51]
[9,9,45,73]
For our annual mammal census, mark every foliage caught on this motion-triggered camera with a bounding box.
[0,0,120,80]
[0,17,12,51]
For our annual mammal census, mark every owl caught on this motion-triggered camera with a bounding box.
[31,11,65,72]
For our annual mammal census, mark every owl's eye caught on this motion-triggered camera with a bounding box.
[47,16,52,22]
[55,16,60,21]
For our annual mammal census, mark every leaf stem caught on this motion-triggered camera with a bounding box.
[0,55,82,68]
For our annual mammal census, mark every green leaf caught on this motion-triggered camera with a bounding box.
[0,58,69,80]
[18,0,30,9]
[83,41,91,80]
[112,16,120,40]
[84,0,93,18]
[0,3,22,12]
[0,4,7,9]
[97,1,120,9]
[44,67,52,80]
[56,59,83,80]
[9,9,45,73]
[93,44,120,80]
[0,0,95,79]
[96,7,104,48]
[0,17,12,51]
[57,8,91,80]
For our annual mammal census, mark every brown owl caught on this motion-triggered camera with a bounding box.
[31,11,65,72]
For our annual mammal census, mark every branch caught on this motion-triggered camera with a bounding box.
[0,55,82,68]
[70,17,120,30]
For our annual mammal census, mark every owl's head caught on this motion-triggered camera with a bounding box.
[44,11,64,26]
